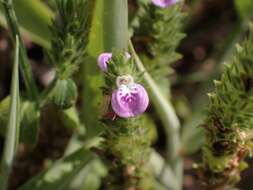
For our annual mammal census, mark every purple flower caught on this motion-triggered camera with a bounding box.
[151,0,178,8]
[97,52,131,72]
[111,75,149,118]
[97,53,112,72]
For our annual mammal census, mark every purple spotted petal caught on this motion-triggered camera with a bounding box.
[111,84,149,118]
[151,0,178,8]
[97,53,112,72]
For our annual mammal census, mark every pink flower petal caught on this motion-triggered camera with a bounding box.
[111,84,149,118]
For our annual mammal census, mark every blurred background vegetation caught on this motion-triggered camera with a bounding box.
[0,0,252,189]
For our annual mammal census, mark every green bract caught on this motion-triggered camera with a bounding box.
[49,79,77,109]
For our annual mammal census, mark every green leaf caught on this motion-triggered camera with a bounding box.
[0,36,20,190]
[234,0,253,20]
[181,112,205,155]
[61,107,82,130]
[67,159,107,190]
[19,101,40,145]
[0,0,53,48]
[18,148,95,190]
[149,151,179,190]
[0,96,10,137]
[1,0,40,100]
[0,98,40,145]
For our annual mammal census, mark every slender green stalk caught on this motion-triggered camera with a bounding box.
[1,0,38,100]
[0,36,20,190]
[129,41,182,189]
[102,0,128,51]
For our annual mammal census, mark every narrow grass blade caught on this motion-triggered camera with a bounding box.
[1,0,39,100]
[0,35,20,190]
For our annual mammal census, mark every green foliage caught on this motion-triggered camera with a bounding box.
[181,112,205,155]
[133,3,185,96]
[18,148,95,190]
[0,98,40,145]
[48,79,77,109]
[234,0,253,21]
[19,101,40,145]
[67,159,107,190]
[201,25,253,188]
[48,0,93,79]
[1,0,39,100]
[0,97,10,137]
[61,107,83,130]
[149,151,179,190]
[0,0,188,189]
[0,0,53,48]
[0,37,20,190]
[45,0,94,109]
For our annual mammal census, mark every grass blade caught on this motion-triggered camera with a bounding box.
[0,35,20,190]
[1,0,39,100]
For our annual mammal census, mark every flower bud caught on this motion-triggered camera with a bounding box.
[49,79,77,109]
[97,52,131,72]
[97,53,112,72]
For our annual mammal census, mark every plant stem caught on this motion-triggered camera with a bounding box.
[1,0,38,100]
[103,0,128,51]
[129,41,182,189]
